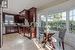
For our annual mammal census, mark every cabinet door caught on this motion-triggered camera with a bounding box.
[29,8,36,23]
[14,15,19,23]
[29,8,37,38]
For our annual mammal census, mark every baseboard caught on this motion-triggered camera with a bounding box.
[3,32,18,35]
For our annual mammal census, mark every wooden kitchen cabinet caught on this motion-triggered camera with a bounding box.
[19,9,29,20]
[19,7,37,38]
[28,7,37,24]
[28,7,37,38]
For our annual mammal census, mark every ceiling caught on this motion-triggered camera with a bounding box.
[3,0,68,14]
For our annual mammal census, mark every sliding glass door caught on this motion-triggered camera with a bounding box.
[69,9,75,33]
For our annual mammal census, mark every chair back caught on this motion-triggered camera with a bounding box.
[59,28,66,40]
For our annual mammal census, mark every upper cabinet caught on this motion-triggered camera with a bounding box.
[29,7,37,23]
[19,9,29,19]
[14,15,20,23]
[19,7,37,24]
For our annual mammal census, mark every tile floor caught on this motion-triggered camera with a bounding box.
[54,42,75,50]
[0,33,38,50]
[64,43,75,50]
[0,33,75,50]
[33,39,75,50]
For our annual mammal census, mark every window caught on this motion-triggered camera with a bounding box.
[40,15,46,27]
[69,9,75,33]
[39,15,47,33]
[38,12,66,35]
[47,12,66,31]
[5,15,14,24]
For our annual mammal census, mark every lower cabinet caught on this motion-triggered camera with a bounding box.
[5,26,18,34]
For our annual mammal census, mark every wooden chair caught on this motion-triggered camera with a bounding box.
[42,33,55,49]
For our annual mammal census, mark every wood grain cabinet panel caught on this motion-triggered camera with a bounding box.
[19,7,37,38]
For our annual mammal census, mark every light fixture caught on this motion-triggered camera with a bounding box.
[2,0,8,8]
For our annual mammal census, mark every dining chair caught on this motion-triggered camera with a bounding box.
[58,28,66,50]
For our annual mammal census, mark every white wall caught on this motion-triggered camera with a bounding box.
[37,0,75,48]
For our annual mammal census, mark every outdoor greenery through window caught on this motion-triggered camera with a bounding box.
[40,12,66,32]
[40,9,75,34]
[69,9,75,33]
[47,12,66,31]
